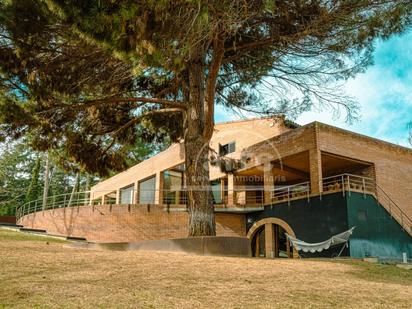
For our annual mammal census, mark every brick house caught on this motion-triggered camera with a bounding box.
[18,117,412,259]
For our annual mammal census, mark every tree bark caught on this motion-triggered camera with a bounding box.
[185,58,216,236]
[84,173,90,206]
[42,153,50,210]
[68,172,79,207]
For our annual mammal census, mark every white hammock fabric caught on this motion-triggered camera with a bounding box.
[285,227,356,253]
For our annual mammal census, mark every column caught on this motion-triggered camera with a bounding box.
[134,182,139,204]
[263,163,274,204]
[115,190,120,204]
[309,148,323,195]
[154,171,163,205]
[227,173,235,205]
[265,223,275,259]
[220,178,225,204]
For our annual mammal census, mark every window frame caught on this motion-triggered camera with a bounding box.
[119,184,135,205]
[219,141,236,156]
[138,175,157,204]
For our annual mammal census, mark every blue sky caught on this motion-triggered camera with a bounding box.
[216,30,412,147]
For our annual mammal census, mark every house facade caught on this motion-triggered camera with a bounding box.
[17,118,412,259]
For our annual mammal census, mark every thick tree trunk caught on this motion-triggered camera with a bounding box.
[185,134,215,236]
[185,59,216,236]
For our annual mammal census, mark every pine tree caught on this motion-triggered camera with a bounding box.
[1,0,411,235]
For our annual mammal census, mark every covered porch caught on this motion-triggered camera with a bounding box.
[227,150,375,207]
[90,149,375,209]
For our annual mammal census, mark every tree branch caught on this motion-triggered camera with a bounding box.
[204,36,225,139]
[103,108,184,154]
[40,96,188,115]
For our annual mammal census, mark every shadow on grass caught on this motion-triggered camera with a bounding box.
[0,228,67,243]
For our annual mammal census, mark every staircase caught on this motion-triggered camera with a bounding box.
[323,174,412,237]
[374,183,412,237]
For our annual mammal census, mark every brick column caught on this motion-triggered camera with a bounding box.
[134,182,139,204]
[227,173,235,205]
[309,148,323,195]
[115,190,120,204]
[220,178,225,204]
[265,223,275,258]
[264,163,274,204]
[154,171,163,205]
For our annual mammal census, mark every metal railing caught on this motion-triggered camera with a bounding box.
[375,183,412,236]
[322,173,375,196]
[15,188,267,220]
[322,173,412,236]
[16,191,92,220]
[15,173,412,236]
[270,181,310,205]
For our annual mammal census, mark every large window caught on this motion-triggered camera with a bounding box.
[163,164,185,204]
[120,185,134,205]
[138,176,156,204]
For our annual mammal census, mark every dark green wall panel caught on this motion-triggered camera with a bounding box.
[247,194,350,257]
[247,192,412,259]
[346,193,412,259]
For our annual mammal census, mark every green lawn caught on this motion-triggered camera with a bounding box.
[0,229,66,243]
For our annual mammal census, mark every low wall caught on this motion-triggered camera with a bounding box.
[69,236,252,257]
[0,216,16,224]
[18,204,246,243]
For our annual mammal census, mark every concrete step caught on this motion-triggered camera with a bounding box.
[0,223,23,228]
[19,227,47,233]
[66,236,87,241]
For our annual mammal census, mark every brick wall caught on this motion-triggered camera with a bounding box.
[18,205,246,243]
[317,124,412,218]
[245,121,412,218]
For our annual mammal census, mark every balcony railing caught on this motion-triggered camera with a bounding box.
[322,173,376,196]
[270,181,310,205]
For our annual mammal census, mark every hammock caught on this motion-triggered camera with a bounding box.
[285,227,355,253]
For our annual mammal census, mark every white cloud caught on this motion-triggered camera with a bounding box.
[297,32,412,147]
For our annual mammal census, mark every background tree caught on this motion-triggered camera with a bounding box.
[0,0,411,234]
[0,138,162,214]
[25,156,41,203]
[0,142,79,215]
[0,141,36,215]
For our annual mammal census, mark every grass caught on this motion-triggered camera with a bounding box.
[332,259,412,286]
[0,229,66,243]
[0,228,411,309]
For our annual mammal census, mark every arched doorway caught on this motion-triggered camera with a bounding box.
[247,218,298,258]
[251,225,266,258]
